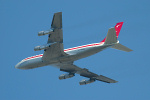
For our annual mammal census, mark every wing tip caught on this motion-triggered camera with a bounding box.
[107,80,118,83]
[113,80,118,83]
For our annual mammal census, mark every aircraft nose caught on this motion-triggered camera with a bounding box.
[15,62,22,69]
[15,63,19,69]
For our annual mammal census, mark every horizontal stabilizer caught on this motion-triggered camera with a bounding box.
[111,43,133,52]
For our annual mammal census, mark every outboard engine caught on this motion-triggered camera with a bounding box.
[79,79,95,85]
[38,29,54,36]
[59,73,75,80]
[34,42,56,51]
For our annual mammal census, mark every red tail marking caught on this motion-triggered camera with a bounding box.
[101,37,106,42]
[101,22,123,42]
[115,22,123,38]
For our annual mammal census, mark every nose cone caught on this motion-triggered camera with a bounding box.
[15,61,26,69]
[15,62,21,69]
[15,60,32,70]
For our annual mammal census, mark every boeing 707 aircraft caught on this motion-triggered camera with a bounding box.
[15,12,132,85]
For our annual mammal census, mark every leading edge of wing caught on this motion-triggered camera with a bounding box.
[55,63,118,83]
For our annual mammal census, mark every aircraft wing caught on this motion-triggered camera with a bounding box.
[55,63,117,83]
[48,12,63,43]
[42,12,67,61]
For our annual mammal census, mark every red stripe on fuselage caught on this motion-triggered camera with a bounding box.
[64,42,103,51]
[23,42,104,61]
[24,54,43,61]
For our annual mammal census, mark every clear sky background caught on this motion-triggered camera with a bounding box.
[1,0,150,100]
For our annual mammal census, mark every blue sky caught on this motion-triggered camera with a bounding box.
[1,0,150,100]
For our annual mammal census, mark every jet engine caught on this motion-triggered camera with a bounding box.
[59,73,75,80]
[79,79,95,85]
[38,29,54,36]
[34,43,56,51]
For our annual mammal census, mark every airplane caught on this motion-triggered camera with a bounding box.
[15,12,132,85]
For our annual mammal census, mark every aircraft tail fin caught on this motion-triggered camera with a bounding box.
[104,27,117,44]
[101,22,123,42]
[101,22,132,52]
[111,43,133,52]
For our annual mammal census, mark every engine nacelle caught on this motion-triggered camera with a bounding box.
[38,30,54,36]
[79,79,95,85]
[59,73,75,80]
[34,43,56,51]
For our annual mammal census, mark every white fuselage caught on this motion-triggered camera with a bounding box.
[15,42,111,69]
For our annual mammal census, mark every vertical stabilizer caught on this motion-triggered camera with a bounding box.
[101,22,123,42]
[104,28,117,44]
